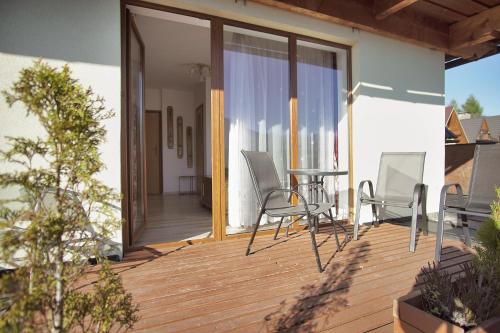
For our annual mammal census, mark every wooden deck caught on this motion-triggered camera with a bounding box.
[108,222,472,332]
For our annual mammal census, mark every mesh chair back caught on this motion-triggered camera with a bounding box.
[37,188,82,213]
[467,144,500,211]
[241,150,289,210]
[375,152,426,203]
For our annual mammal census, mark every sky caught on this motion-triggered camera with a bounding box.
[445,54,500,117]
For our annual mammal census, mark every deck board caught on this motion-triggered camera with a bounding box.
[101,223,471,332]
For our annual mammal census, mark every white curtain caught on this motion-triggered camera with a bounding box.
[224,31,289,229]
[297,44,338,203]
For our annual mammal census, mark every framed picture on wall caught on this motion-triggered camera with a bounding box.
[167,106,174,149]
[177,116,183,158]
[186,126,193,168]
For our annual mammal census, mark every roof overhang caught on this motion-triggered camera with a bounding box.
[250,0,500,69]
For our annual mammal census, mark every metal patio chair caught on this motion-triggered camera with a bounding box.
[353,152,428,252]
[435,144,500,262]
[241,150,348,273]
[36,188,121,259]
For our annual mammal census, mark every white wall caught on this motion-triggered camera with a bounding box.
[146,88,198,193]
[352,35,444,221]
[145,0,445,222]
[146,88,162,110]
[0,0,122,254]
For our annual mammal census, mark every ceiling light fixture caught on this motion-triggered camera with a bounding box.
[186,63,211,82]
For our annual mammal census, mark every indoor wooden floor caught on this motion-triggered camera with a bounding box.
[107,222,471,332]
[134,194,212,246]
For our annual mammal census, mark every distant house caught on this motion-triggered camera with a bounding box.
[445,106,467,144]
[457,112,471,120]
[485,115,500,142]
[461,117,498,143]
[446,104,500,144]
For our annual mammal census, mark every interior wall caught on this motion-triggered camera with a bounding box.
[146,88,198,193]
[0,0,122,255]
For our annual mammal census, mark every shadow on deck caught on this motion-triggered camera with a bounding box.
[97,223,472,332]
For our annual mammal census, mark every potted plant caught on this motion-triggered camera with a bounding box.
[393,190,500,333]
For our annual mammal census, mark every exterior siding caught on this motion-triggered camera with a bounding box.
[0,0,123,254]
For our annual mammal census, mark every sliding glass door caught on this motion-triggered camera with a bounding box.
[127,11,147,241]
[223,26,290,234]
[222,27,350,235]
[297,40,348,208]
[124,4,351,245]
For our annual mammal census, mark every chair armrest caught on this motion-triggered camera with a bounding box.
[357,180,375,201]
[439,183,465,208]
[262,188,311,215]
[412,183,426,206]
[292,183,331,203]
[442,183,464,195]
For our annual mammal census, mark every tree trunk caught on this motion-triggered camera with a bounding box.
[52,248,64,333]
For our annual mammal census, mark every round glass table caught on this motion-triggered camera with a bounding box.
[287,168,348,203]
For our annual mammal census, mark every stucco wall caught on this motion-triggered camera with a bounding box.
[352,35,445,221]
[0,0,122,253]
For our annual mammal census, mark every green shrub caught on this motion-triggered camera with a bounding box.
[474,188,500,278]
[420,188,500,328]
[0,61,138,332]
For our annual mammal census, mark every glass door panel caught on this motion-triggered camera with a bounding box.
[127,12,146,241]
[297,40,349,216]
[223,26,290,234]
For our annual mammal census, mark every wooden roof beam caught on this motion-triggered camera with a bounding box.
[460,41,499,60]
[251,0,449,52]
[449,5,500,50]
[374,0,419,20]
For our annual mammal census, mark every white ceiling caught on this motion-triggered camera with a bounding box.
[134,12,210,91]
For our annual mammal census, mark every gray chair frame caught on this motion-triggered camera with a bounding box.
[435,144,500,262]
[241,150,348,273]
[353,152,428,252]
[36,187,121,258]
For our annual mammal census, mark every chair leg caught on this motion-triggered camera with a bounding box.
[246,207,264,256]
[307,216,323,273]
[353,193,363,241]
[285,216,303,237]
[462,219,471,247]
[435,205,446,262]
[273,217,285,240]
[327,210,341,252]
[421,187,429,236]
[371,204,379,227]
[409,203,418,252]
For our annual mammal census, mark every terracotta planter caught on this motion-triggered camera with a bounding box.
[393,291,500,333]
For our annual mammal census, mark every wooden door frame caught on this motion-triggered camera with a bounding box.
[194,104,205,195]
[121,0,354,250]
[145,110,164,194]
[122,6,148,250]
